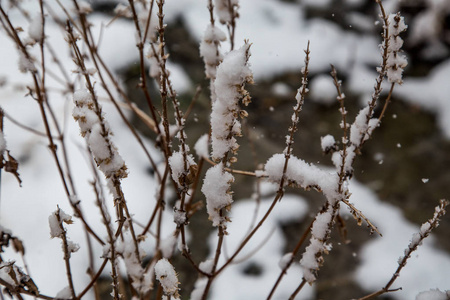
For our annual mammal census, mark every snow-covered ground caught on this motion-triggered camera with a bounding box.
[0,0,449,299]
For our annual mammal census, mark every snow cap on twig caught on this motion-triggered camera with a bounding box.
[155,258,180,298]
[72,89,128,179]
[210,42,252,161]
[386,13,408,84]
[201,162,234,227]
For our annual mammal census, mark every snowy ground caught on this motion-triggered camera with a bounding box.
[0,0,449,299]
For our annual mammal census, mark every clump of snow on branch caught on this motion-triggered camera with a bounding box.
[147,46,161,79]
[116,235,150,294]
[200,24,226,79]
[210,42,253,161]
[214,0,239,24]
[0,261,37,293]
[0,132,6,156]
[138,7,158,42]
[48,208,73,239]
[416,289,450,300]
[405,200,447,256]
[28,14,43,43]
[55,287,72,299]
[168,151,197,188]
[201,163,234,227]
[48,208,80,257]
[278,252,293,270]
[349,106,379,148]
[113,3,132,18]
[155,258,180,298]
[199,259,215,274]
[386,13,408,84]
[320,134,336,154]
[190,278,208,300]
[72,89,128,180]
[300,205,334,284]
[77,1,92,14]
[194,134,210,159]
[160,234,178,258]
[18,52,36,73]
[262,153,339,200]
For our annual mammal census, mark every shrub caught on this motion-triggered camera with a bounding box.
[0,0,448,300]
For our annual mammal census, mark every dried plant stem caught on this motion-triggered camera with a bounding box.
[55,208,77,299]
[0,278,53,300]
[200,225,225,300]
[76,258,108,300]
[204,157,257,176]
[357,199,448,300]
[378,82,395,122]
[267,218,315,300]
[69,10,162,182]
[0,5,104,246]
[355,0,390,152]
[156,0,173,157]
[90,174,120,300]
[226,0,237,50]
[216,192,282,275]
[127,0,167,155]
[288,279,307,300]
[341,199,381,236]
[330,65,349,191]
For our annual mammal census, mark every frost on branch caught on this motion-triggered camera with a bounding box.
[386,13,408,84]
[201,162,234,227]
[155,258,180,298]
[210,42,253,161]
[72,89,127,179]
